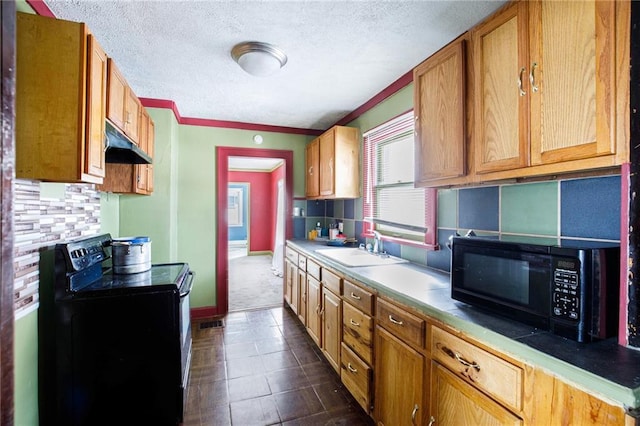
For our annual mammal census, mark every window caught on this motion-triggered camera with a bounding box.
[363,110,437,248]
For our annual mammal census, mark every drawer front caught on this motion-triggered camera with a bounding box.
[322,267,342,295]
[376,298,425,349]
[285,247,299,264]
[340,343,371,414]
[343,280,374,316]
[298,255,307,271]
[342,302,373,365]
[431,326,523,412]
[307,259,321,281]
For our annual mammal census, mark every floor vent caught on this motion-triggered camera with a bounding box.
[199,319,224,329]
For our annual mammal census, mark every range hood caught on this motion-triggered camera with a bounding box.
[104,121,152,165]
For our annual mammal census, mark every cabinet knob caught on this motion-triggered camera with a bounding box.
[428,415,436,426]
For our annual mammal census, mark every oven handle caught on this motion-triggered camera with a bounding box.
[180,271,195,298]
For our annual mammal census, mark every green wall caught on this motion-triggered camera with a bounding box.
[174,124,310,308]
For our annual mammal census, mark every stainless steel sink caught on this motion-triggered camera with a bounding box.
[315,247,409,267]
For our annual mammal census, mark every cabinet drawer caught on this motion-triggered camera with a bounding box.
[343,280,374,316]
[285,247,299,264]
[342,302,373,365]
[322,268,341,295]
[307,259,321,281]
[340,343,371,414]
[376,298,425,349]
[298,255,307,271]
[431,326,523,412]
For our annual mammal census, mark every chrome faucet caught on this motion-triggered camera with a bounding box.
[373,230,382,254]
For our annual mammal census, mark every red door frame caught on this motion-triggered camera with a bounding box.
[216,147,294,316]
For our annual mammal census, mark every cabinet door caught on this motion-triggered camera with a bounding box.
[374,326,424,426]
[146,119,155,193]
[431,361,522,426]
[321,287,341,373]
[473,1,529,174]
[125,89,141,143]
[106,59,128,131]
[306,138,320,197]
[528,0,615,165]
[414,38,466,184]
[84,35,107,180]
[284,259,295,307]
[297,269,307,325]
[306,276,321,347]
[319,131,335,196]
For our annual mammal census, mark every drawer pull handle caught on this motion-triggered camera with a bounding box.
[388,315,404,326]
[350,319,360,327]
[428,415,435,426]
[347,363,358,373]
[350,292,361,300]
[454,352,480,371]
[411,404,419,425]
[438,343,480,371]
[315,305,320,314]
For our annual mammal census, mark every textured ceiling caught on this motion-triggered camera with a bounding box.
[43,0,506,132]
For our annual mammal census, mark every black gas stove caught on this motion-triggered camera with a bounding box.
[39,234,193,426]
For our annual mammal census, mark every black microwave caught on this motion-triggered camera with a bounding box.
[450,236,620,342]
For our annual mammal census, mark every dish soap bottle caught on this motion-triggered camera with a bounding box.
[316,222,322,238]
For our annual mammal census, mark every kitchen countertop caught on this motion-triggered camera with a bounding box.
[288,239,640,411]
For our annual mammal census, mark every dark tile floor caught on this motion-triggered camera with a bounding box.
[183,305,374,426]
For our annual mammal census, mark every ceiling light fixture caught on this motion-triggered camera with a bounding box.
[253,134,264,145]
[231,41,287,77]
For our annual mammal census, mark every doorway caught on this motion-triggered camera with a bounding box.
[216,147,294,316]
[227,162,284,312]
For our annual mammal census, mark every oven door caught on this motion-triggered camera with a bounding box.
[179,270,194,419]
[451,238,551,329]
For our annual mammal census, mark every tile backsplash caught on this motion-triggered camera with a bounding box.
[297,174,621,273]
[13,180,101,319]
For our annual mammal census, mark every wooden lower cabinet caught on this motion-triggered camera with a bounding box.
[285,244,630,426]
[430,361,522,426]
[306,275,321,347]
[321,286,342,373]
[374,325,425,426]
[341,343,371,413]
[297,268,307,325]
[284,258,295,309]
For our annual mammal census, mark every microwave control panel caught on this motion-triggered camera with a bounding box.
[552,263,580,321]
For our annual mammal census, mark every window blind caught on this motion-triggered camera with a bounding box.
[363,111,437,246]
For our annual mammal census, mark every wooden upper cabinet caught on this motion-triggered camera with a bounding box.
[414,36,466,184]
[306,138,320,197]
[528,0,616,165]
[319,131,336,196]
[84,35,109,180]
[472,0,622,177]
[16,13,108,184]
[135,110,154,194]
[99,108,155,195]
[473,1,529,174]
[107,59,141,144]
[306,125,359,199]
